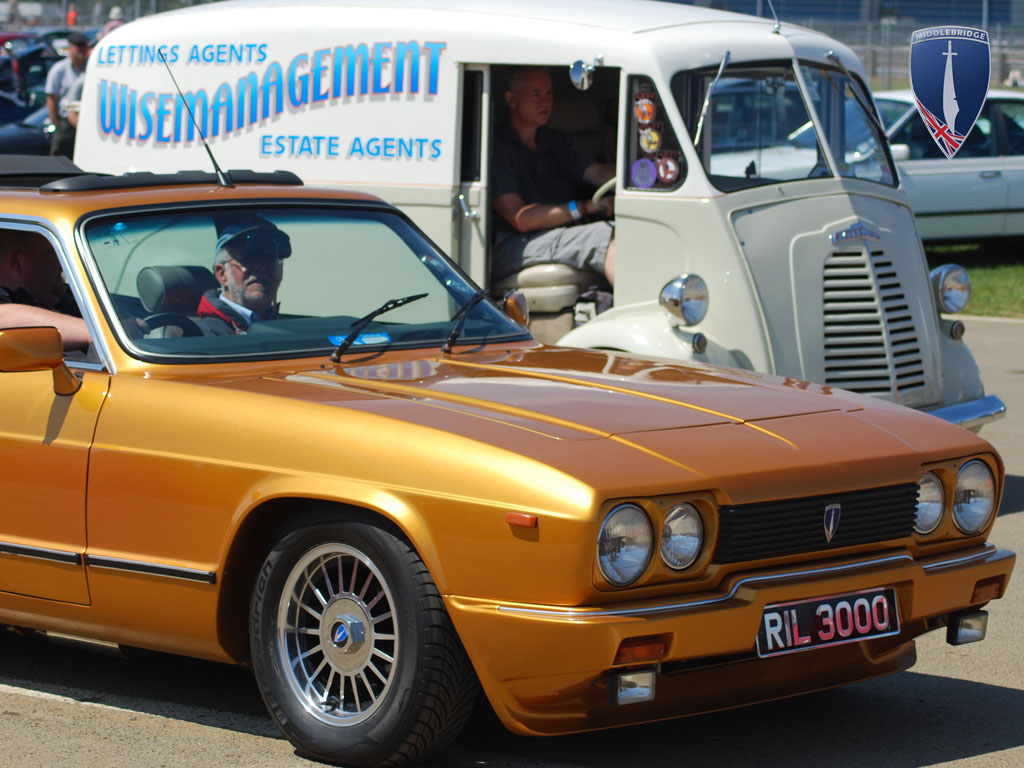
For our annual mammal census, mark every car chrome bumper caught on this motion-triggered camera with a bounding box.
[447,545,1015,736]
[928,394,1006,432]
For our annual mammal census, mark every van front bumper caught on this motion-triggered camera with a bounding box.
[927,394,1006,432]
[446,545,1014,736]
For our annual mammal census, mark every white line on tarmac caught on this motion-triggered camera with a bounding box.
[0,682,126,712]
[954,314,1024,324]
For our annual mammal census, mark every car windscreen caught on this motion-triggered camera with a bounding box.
[83,204,529,361]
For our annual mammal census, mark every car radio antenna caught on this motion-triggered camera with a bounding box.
[157,50,234,188]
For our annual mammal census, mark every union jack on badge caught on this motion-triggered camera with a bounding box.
[910,26,991,159]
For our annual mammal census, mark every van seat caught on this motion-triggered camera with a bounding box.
[492,264,600,314]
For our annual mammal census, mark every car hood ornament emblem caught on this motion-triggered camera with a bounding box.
[824,503,841,543]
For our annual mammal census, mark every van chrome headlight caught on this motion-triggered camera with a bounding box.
[953,460,996,534]
[915,472,944,534]
[660,274,708,326]
[660,503,703,569]
[598,504,653,586]
[930,264,971,314]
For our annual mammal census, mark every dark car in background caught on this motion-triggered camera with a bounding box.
[0,105,52,153]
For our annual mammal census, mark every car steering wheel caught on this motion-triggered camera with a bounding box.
[591,176,617,206]
[142,313,204,337]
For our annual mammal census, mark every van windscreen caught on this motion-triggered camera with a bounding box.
[673,64,896,191]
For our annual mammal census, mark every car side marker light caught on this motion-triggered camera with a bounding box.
[505,512,538,528]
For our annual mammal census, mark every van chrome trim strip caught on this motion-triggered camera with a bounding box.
[85,555,216,584]
[0,541,82,565]
[497,548,995,619]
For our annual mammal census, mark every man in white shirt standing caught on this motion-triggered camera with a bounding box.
[45,32,91,158]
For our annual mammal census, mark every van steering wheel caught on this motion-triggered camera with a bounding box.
[592,176,617,206]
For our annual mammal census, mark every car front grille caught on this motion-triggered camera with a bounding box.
[713,482,919,564]
[822,249,926,396]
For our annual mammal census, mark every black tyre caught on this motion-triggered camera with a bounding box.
[250,518,477,766]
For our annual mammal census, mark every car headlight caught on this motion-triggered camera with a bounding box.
[915,472,944,534]
[953,460,996,534]
[930,264,971,313]
[598,504,653,586]
[660,274,708,326]
[660,503,703,569]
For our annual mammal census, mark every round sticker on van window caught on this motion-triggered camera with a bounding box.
[656,154,680,184]
[630,158,657,189]
[639,128,661,154]
[634,97,656,125]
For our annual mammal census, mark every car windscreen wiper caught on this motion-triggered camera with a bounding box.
[441,289,490,354]
[330,292,428,361]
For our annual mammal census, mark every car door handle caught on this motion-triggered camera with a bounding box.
[979,170,1002,178]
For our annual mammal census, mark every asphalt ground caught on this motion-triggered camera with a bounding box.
[0,316,1020,768]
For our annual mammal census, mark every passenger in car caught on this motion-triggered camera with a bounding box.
[0,229,91,351]
[491,67,617,285]
[197,218,291,334]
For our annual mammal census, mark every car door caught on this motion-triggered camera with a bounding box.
[991,99,1024,238]
[0,225,107,604]
[889,101,1007,240]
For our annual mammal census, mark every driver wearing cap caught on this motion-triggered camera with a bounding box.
[197,218,291,334]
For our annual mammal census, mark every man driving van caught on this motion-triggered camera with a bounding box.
[197,218,291,334]
[491,67,616,285]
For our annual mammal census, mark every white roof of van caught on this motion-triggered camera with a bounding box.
[148,0,776,34]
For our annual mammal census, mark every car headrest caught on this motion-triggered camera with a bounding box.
[137,265,218,314]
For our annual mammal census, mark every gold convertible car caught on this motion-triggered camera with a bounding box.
[0,157,1015,766]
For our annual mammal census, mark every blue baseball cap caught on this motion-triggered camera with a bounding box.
[215,218,291,260]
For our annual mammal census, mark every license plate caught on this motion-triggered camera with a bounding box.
[755,587,900,658]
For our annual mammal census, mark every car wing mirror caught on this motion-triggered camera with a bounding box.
[503,289,529,328]
[889,143,911,161]
[0,327,81,395]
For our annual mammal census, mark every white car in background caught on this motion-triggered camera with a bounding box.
[876,89,1024,243]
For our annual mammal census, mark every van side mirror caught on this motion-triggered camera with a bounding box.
[0,327,81,395]
[889,143,911,161]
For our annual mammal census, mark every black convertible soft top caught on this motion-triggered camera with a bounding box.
[0,155,303,190]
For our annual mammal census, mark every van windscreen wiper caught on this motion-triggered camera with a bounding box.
[694,50,731,147]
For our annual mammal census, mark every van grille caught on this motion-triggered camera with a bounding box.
[713,483,919,564]
[822,249,926,395]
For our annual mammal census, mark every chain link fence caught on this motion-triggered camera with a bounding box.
[802,19,1024,90]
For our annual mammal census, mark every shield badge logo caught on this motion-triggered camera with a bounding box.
[823,503,841,543]
[910,27,990,159]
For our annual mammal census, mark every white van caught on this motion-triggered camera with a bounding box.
[74,0,1004,430]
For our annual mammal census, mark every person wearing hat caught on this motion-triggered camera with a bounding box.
[45,31,92,158]
[197,219,291,334]
[101,5,125,38]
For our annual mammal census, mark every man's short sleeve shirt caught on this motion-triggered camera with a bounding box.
[492,123,593,206]
[44,58,82,118]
